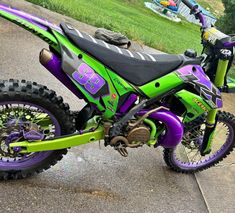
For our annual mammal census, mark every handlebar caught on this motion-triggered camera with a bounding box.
[224,35,235,48]
[181,0,208,29]
[181,0,194,9]
[224,41,235,48]
[182,0,235,48]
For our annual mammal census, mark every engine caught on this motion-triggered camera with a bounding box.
[104,121,151,157]
[126,124,151,146]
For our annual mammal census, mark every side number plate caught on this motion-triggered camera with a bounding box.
[72,63,106,95]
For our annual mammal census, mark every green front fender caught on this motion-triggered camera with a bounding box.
[227,77,235,92]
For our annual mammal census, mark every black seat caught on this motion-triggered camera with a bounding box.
[60,23,184,86]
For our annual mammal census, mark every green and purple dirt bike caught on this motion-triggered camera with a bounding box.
[0,0,235,180]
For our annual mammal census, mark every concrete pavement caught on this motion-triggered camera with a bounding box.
[195,94,235,213]
[0,0,234,212]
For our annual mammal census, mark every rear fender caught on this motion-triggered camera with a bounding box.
[0,4,61,52]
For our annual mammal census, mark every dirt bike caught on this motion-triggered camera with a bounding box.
[0,0,235,180]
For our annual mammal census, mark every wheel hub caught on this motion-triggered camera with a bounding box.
[0,121,44,157]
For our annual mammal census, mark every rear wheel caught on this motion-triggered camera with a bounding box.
[0,79,75,180]
[164,111,235,173]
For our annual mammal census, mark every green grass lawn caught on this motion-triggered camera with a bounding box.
[197,0,224,17]
[27,0,204,54]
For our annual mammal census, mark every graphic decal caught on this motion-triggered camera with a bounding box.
[176,65,222,108]
[0,4,62,32]
[72,63,109,98]
[193,98,209,112]
[12,18,56,46]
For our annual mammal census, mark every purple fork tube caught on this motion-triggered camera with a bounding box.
[137,109,184,148]
[39,49,82,99]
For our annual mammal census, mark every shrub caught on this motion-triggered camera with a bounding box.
[217,0,235,34]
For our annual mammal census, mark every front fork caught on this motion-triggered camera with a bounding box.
[201,50,232,155]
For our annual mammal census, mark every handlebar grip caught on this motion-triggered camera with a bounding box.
[182,0,208,28]
[181,0,194,9]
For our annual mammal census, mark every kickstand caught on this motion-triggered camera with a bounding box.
[99,140,101,150]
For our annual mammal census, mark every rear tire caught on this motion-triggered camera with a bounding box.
[0,79,75,180]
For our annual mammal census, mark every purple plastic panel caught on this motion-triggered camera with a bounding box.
[23,130,44,141]
[0,4,62,33]
[177,65,212,89]
[176,65,223,108]
[137,109,184,148]
[119,94,138,113]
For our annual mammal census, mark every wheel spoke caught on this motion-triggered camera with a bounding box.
[0,102,56,163]
[173,115,233,170]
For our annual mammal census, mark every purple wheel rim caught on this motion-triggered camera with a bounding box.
[171,120,234,170]
[0,101,61,171]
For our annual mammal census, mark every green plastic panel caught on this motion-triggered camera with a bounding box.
[175,90,212,123]
[139,72,183,98]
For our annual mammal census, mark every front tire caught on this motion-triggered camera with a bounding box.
[0,79,75,180]
[164,111,235,173]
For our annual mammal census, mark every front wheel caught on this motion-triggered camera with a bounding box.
[0,79,75,180]
[164,111,235,173]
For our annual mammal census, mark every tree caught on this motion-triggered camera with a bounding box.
[217,0,235,34]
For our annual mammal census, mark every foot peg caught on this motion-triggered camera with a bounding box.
[114,146,128,157]
[110,136,129,157]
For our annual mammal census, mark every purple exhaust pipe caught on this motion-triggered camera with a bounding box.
[39,49,83,99]
[137,109,184,148]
